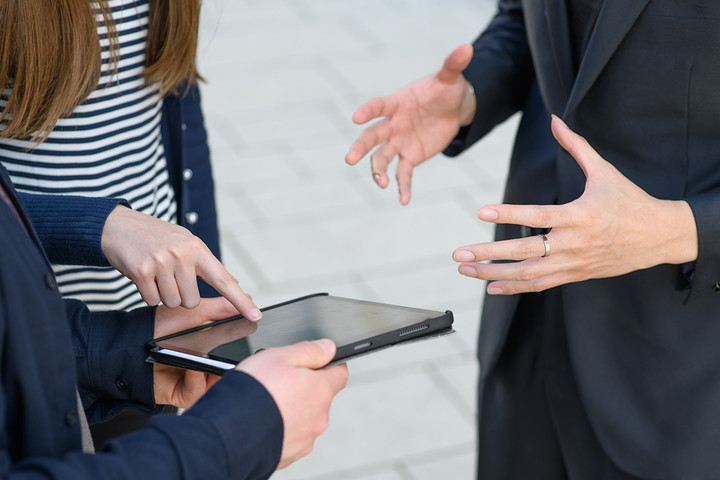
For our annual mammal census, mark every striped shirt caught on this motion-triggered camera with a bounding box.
[0,0,176,311]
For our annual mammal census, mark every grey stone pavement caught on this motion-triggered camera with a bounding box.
[196,1,519,478]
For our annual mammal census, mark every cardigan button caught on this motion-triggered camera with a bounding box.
[182,168,193,181]
[45,272,57,289]
[714,282,720,293]
[185,211,199,225]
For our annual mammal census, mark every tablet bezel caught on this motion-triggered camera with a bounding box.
[146,293,454,375]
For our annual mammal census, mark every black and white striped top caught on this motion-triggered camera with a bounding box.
[0,0,176,311]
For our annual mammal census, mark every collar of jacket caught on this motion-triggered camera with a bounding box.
[524,0,652,115]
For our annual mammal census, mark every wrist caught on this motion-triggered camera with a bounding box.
[659,199,698,264]
[100,204,133,262]
[459,80,476,127]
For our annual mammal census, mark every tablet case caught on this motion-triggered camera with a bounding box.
[147,293,454,375]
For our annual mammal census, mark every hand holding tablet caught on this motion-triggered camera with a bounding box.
[147,293,454,375]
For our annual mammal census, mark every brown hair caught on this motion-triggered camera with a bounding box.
[0,0,201,141]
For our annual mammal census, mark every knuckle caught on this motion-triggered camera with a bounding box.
[517,267,536,282]
[528,278,552,293]
[140,292,160,306]
[187,235,206,250]
[298,341,317,359]
[136,261,156,279]
[516,244,537,260]
[164,297,181,308]
[317,415,330,435]
[473,245,489,259]
[536,209,554,226]
[184,296,201,309]
[151,252,172,269]
[370,152,385,166]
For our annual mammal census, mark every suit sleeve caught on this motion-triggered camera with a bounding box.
[65,299,161,424]
[19,192,129,267]
[8,371,283,480]
[683,193,720,302]
[445,0,535,157]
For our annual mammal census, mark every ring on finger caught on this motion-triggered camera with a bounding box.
[538,233,551,258]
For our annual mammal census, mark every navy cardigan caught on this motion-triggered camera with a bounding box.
[19,84,222,297]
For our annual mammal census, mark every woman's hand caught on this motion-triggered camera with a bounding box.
[453,116,698,295]
[346,44,476,205]
[102,207,261,320]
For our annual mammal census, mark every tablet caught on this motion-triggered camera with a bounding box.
[147,293,454,375]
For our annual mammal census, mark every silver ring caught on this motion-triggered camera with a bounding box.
[538,234,550,258]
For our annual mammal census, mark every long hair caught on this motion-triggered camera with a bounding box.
[0,0,201,141]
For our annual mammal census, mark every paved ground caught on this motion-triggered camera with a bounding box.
[197,1,518,478]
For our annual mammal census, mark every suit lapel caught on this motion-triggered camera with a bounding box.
[524,0,574,114]
[564,0,651,114]
[544,0,575,101]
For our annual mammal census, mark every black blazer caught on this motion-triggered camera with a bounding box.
[447,1,720,477]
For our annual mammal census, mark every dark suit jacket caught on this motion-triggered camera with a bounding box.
[446,1,720,477]
[0,165,282,478]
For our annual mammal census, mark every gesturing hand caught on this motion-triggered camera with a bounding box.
[101,206,261,320]
[345,44,476,205]
[452,116,698,295]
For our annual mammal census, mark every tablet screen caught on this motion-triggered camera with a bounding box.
[153,294,453,364]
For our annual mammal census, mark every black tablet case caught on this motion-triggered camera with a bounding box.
[147,293,454,375]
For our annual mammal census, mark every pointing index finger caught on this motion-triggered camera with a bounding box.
[197,258,262,321]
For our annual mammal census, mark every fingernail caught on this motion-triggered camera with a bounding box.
[458,265,477,277]
[314,338,334,355]
[373,173,382,185]
[453,250,475,262]
[478,208,499,221]
[248,308,262,321]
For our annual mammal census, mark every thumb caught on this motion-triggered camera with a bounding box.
[551,115,606,180]
[197,296,241,322]
[281,339,337,369]
[436,44,473,83]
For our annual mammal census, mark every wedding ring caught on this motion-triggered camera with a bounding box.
[538,234,550,258]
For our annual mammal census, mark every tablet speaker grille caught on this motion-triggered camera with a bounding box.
[398,323,429,337]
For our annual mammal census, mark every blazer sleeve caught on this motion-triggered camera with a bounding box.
[683,192,720,303]
[5,371,283,480]
[65,299,161,424]
[19,192,129,267]
[445,0,535,157]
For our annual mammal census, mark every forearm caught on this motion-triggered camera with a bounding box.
[20,192,128,266]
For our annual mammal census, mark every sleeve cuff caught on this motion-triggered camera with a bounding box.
[19,192,129,266]
[182,371,283,477]
[683,192,720,302]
